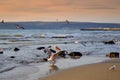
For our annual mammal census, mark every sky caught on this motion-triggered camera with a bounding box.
[0,0,120,23]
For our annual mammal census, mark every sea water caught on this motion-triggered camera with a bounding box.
[0,29,120,80]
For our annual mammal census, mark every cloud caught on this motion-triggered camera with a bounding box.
[74,2,118,10]
[0,0,75,14]
[0,0,119,13]
[82,6,116,10]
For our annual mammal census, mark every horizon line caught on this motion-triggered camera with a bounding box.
[1,20,120,24]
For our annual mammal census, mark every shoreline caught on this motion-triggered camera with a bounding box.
[26,56,108,80]
[40,58,120,80]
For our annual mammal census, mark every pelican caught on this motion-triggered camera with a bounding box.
[44,46,61,66]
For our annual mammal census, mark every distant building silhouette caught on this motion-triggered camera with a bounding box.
[1,20,4,23]
[66,20,69,24]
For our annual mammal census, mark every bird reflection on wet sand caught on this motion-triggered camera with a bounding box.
[49,65,59,73]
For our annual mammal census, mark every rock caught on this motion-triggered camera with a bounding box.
[0,52,3,54]
[14,48,20,51]
[106,52,119,58]
[68,52,82,59]
[36,47,45,50]
[103,40,115,44]
[10,56,15,58]
[58,50,68,58]
[0,48,3,54]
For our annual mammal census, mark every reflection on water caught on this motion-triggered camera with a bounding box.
[49,65,59,73]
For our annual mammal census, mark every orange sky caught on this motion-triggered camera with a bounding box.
[0,0,120,23]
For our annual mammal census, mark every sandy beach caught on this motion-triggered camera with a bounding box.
[41,58,120,80]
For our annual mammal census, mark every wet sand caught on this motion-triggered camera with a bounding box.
[40,58,120,80]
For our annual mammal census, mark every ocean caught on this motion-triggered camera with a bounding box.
[0,22,120,80]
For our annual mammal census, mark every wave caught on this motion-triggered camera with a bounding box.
[0,65,16,73]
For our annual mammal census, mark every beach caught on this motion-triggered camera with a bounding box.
[41,58,120,80]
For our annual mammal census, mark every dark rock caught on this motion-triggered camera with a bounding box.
[43,58,48,62]
[68,52,82,58]
[50,49,56,53]
[103,40,115,44]
[58,50,68,58]
[0,51,3,54]
[36,47,45,50]
[10,56,15,58]
[106,52,119,58]
[14,48,20,51]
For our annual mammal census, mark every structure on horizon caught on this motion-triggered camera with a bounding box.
[1,20,4,23]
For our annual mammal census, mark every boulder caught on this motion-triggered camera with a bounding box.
[68,52,82,59]
[106,52,119,58]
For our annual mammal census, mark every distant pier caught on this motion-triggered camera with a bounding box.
[80,28,120,31]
